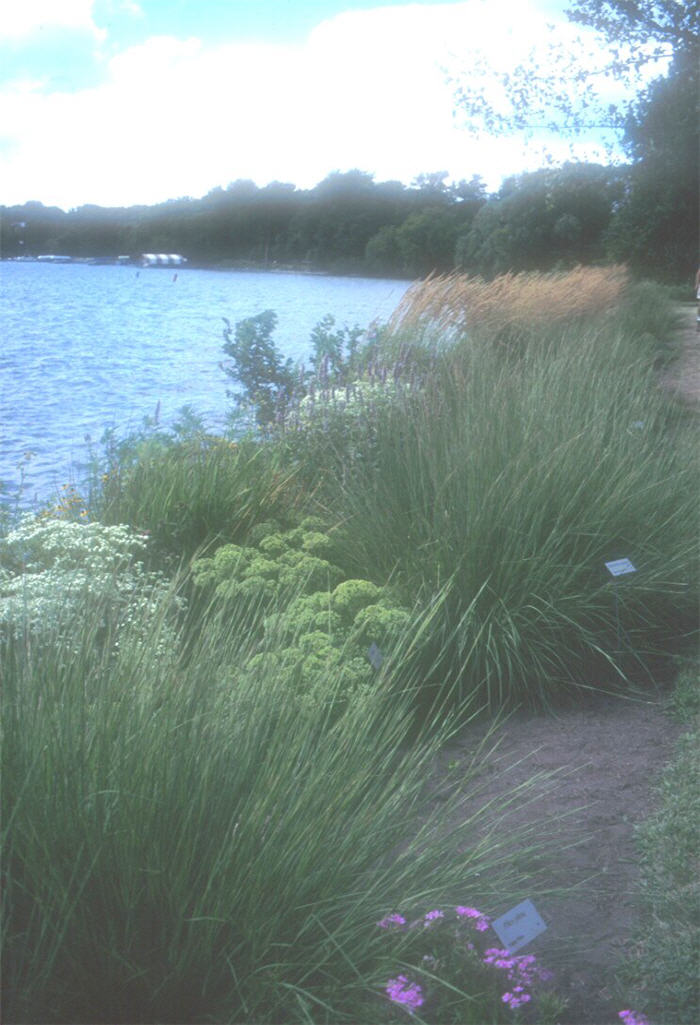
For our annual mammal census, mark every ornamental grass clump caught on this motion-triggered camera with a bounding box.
[92,426,300,566]
[2,579,552,1024]
[325,294,698,709]
[388,265,629,344]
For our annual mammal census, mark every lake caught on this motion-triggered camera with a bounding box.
[0,262,410,508]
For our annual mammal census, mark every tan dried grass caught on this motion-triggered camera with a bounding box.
[388,265,630,339]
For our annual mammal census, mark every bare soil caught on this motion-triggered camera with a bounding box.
[435,691,683,1024]
[660,304,700,404]
[427,314,698,1024]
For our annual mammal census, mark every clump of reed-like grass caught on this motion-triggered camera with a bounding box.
[2,580,554,1024]
[92,431,302,566]
[389,265,629,343]
[319,304,697,710]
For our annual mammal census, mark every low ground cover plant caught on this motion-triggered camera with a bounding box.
[366,903,556,1023]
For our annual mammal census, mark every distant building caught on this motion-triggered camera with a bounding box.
[139,253,188,267]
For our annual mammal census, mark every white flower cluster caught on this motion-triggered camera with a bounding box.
[0,515,178,651]
[2,515,147,574]
[295,378,410,424]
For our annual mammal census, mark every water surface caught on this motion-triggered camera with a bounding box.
[0,262,409,506]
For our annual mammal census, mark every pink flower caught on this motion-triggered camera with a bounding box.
[377,913,406,928]
[456,905,481,918]
[502,991,532,1009]
[424,909,444,924]
[455,905,491,931]
[483,948,513,970]
[386,975,424,1013]
[619,1012,649,1025]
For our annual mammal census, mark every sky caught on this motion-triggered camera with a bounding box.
[0,0,663,211]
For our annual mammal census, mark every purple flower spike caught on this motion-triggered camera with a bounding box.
[386,974,424,1013]
[424,909,444,924]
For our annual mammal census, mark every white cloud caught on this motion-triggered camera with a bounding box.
[0,1,639,210]
[0,0,104,41]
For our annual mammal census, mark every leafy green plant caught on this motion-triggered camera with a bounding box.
[192,518,412,705]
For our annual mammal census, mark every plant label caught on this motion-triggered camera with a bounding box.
[605,558,636,577]
[492,899,547,954]
[367,643,383,670]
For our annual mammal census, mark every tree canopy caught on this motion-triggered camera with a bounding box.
[450,0,698,281]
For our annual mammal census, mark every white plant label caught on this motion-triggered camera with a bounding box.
[605,558,636,577]
[492,899,547,954]
[367,643,383,670]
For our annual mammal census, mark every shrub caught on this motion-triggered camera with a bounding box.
[221,310,297,426]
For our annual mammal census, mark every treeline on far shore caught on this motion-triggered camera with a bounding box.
[1,156,696,286]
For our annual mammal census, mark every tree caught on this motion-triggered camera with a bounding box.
[452,1,698,281]
[566,1,699,60]
[221,311,297,427]
[456,163,619,277]
[605,58,698,281]
[453,1,698,149]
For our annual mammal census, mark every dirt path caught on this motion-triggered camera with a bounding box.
[435,693,683,1024]
[423,315,698,1024]
[660,304,700,405]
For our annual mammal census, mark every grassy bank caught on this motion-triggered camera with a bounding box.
[2,267,697,1023]
[617,659,700,1024]
[2,582,562,1024]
